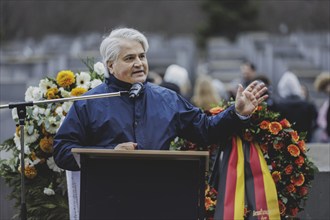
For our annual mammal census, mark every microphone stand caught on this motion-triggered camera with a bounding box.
[0,90,128,220]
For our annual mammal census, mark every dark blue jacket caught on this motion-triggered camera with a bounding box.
[54,75,245,171]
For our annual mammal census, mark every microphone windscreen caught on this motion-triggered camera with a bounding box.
[129,82,144,99]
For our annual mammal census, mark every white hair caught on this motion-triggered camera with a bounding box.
[164,64,191,96]
[99,28,149,77]
[277,71,303,98]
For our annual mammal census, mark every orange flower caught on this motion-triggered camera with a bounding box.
[273,141,284,150]
[272,171,281,182]
[39,136,54,153]
[41,124,51,136]
[56,70,75,87]
[19,164,37,179]
[256,105,263,111]
[290,131,299,142]
[297,140,306,153]
[278,200,286,216]
[268,122,282,135]
[259,120,270,130]
[279,118,291,128]
[71,87,87,96]
[288,144,300,157]
[291,173,305,186]
[205,197,212,210]
[299,186,308,196]
[295,156,304,167]
[205,197,216,210]
[284,164,293,175]
[30,152,37,161]
[286,184,296,193]
[260,144,268,153]
[46,87,59,99]
[209,106,224,115]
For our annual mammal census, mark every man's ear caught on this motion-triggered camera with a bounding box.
[107,61,114,74]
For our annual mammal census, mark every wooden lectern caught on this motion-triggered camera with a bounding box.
[72,148,209,220]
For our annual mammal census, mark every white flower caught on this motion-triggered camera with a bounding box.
[76,72,91,89]
[43,187,55,196]
[14,133,31,155]
[45,116,60,134]
[32,158,41,166]
[25,86,42,102]
[62,101,73,114]
[59,87,71,98]
[94,62,106,76]
[55,106,64,117]
[90,79,103,88]
[47,157,63,172]
[14,125,39,145]
[12,108,18,121]
[39,78,57,94]
[32,106,46,118]
[44,108,51,117]
[25,128,39,144]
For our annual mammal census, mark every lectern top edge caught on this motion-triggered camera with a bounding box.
[72,148,209,157]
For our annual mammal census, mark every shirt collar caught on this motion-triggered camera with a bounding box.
[105,74,147,93]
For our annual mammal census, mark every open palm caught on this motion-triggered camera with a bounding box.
[235,81,268,116]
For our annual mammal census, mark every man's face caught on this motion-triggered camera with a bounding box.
[107,39,148,84]
[240,64,255,80]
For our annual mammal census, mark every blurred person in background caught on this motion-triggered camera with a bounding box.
[191,75,221,111]
[229,61,257,99]
[312,72,330,143]
[212,78,229,101]
[300,83,311,101]
[160,64,192,98]
[146,70,163,85]
[252,74,277,111]
[274,71,317,142]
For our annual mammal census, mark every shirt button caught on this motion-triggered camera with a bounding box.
[134,121,138,126]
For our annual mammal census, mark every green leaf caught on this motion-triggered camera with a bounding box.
[41,203,57,209]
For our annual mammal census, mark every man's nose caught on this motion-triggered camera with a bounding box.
[133,57,142,67]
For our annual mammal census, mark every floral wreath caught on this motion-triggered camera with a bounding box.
[0,60,317,219]
[171,101,318,219]
[0,59,105,219]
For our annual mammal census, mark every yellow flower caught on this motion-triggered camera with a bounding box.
[46,87,59,99]
[56,70,75,87]
[71,87,87,96]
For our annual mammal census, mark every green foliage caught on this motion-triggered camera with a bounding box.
[197,0,260,48]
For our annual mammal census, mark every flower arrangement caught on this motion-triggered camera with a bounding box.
[246,102,317,218]
[171,101,317,219]
[0,59,106,219]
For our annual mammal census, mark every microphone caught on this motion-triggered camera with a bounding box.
[129,82,144,99]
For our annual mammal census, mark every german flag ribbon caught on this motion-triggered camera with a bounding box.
[214,136,280,220]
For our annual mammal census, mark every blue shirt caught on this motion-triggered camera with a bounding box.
[53,75,245,171]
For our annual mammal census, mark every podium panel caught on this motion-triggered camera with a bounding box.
[72,149,208,220]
